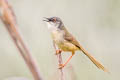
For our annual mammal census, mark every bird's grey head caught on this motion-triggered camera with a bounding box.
[43,17,64,30]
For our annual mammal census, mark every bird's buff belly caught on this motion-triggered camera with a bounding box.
[56,41,79,52]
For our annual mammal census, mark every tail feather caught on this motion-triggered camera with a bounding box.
[79,46,109,72]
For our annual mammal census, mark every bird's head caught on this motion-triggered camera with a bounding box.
[43,17,64,30]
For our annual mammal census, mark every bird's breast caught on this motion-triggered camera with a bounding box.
[51,30,64,44]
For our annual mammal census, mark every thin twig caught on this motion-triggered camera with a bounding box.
[53,42,65,80]
[57,54,65,80]
[0,0,43,80]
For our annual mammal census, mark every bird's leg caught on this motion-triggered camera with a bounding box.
[59,51,75,69]
[53,41,62,55]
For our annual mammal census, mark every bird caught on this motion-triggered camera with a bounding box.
[43,17,108,72]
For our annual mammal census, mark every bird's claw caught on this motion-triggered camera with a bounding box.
[55,50,62,55]
[58,64,64,69]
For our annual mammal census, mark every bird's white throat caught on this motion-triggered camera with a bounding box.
[46,22,58,32]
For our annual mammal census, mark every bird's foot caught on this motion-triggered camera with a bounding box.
[55,49,62,55]
[58,64,65,69]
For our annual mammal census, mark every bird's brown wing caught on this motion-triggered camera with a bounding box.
[64,30,81,49]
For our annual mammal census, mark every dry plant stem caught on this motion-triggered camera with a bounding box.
[3,23,42,80]
[57,54,64,80]
[53,42,65,80]
[0,0,43,80]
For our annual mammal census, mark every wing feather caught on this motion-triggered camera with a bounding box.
[63,28,81,49]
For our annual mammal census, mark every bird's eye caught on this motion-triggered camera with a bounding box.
[52,18,56,22]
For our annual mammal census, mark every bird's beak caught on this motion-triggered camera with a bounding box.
[43,17,50,22]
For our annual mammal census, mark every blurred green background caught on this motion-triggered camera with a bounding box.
[0,0,120,80]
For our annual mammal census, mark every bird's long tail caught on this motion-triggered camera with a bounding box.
[79,45,108,72]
